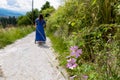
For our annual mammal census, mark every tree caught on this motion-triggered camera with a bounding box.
[17,9,39,26]
[17,1,55,26]
[0,16,17,28]
[41,7,55,18]
[41,1,50,11]
[40,1,55,19]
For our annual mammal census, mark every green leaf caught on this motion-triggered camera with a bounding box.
[72,32,77,35]
[71,22,76,27]
[79,41,85,46]
[91,0,97,6]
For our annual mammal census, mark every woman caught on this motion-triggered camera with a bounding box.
[35,14,46,44]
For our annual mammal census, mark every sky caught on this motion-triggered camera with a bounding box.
[0,0,62,13]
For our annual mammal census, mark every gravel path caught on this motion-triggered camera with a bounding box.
[0,32,68,80]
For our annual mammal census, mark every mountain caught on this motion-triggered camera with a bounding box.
[0,8,24,17]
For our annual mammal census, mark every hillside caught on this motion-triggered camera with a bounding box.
[0,8,24,17]
[46,0,120,80]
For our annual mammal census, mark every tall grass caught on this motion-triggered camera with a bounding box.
[46,0,120,80]
[0,26,35,48]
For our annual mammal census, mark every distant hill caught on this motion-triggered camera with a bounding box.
[0,8,24,17]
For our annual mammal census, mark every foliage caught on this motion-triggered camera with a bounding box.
[0,26,35,48]
[41,7,55,20]
[0,16,17,28]
[48,34,68,66]
[17,9,39,26]
[40,1,55,20]
[46,0,120,80]
[41,1,51,11]
[17,1,55,26]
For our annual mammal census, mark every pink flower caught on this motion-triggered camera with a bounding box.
[70,51,76,56]
[70,46,78,51]
[70,49,82,58]
[66,58,77,69]
[76,49,82,54]
[83,75,88,79]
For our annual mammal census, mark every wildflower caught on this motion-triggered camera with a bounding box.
[83,75,88,79]
[76,49,82,54]
[70,49,82,58]
[67,58,77,69]
[70,46,78,51]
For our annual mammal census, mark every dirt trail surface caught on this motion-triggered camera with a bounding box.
[0,32,68,80]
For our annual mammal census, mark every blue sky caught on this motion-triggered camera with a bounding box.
[0,0,61,13]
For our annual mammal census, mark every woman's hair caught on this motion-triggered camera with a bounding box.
[39,14,43,21]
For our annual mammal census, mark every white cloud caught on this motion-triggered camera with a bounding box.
[47,0,61,9]
[0,0,8,8]
[0,0,61,13]
[15,0,32,12]
[33,0,61,10]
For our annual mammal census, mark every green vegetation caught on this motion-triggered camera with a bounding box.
[0,1,54,49]
[17,9,39,26]
[0,0,120,79]
[0,16,17,28]
[17,1,55,26]
[46,0,120,80]
[0,26,35,48]
[40,1,55,19]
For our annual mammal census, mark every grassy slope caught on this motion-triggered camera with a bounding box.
[0,26,35,48]
[46,0,120,80]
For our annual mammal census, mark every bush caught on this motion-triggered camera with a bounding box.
[46,0,120,79]
[0,26,35,48]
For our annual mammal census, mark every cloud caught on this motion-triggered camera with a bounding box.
[0,0,61,12]
[15,0,32,12]
[0,0,8,8]
[46,0,61,9]
[33,0,61,10]
[7,0,17,6]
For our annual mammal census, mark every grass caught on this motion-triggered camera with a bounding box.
[45,0,120,79]
[46,25,120,80]
[0,26,35,49]
[48,34,69,66]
